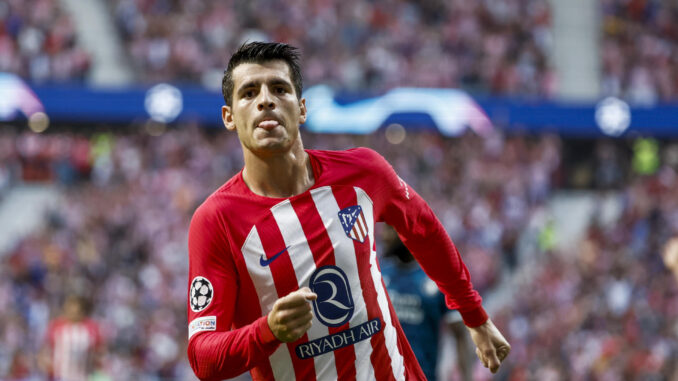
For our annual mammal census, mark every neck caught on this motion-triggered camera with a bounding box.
[242,136,315,198]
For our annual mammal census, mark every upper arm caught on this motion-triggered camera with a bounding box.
[188,204,238,342]
[356,148,426,230]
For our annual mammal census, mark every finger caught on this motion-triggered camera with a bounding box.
[497,345,510,361]
[299,287,318,301]
[280,311,313,326]
[278,290,317,308]
[274,315,313,342]
[476,348,488,368]
[285,317,313,342]
[484,348,501,373]
[304,292,318,301]
[286,312,314,329]
[277,307,313,325]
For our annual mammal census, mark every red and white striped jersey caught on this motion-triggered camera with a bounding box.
[187,148,487,381]
[46,318,102,381]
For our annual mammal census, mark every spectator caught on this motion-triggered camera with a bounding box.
[0,126,572,379]
[40,295,104,381]
[0,0,90,83]
[601,0,678,102]
[111,0,553,96]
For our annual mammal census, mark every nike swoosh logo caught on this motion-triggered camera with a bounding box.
[260,246,291,266]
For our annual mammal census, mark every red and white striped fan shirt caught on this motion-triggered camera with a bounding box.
[187,148,487,381]
[46,318,102,381]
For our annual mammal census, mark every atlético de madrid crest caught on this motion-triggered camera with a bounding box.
[338,205,369,243]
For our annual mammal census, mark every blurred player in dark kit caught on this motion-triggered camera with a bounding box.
[187,41,510,380]
[380,226,474,381]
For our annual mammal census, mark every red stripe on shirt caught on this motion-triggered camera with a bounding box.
[257,212,317,381]
[291,194,358,381]
[231,247,278,381]
[225,200,279,381]
[332,186,396,381]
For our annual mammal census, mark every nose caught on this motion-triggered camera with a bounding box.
[257,87,275,111]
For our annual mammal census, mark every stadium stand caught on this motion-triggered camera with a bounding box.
[109,0,553,95]
[601,0,678,102]
[0,127,559,379]
[492,170,678,379]
[2,0,678,380]
[2,126,677,379]
[0,0,90,82]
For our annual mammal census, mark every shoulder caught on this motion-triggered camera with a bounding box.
[189,175,242,232]
[193,174,241,217]
[83,319,102,332]
[47,318,66,332]
[308,146,382,160]
[309,147,392,175]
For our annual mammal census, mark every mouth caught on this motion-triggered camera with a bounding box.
[255,117,282,131]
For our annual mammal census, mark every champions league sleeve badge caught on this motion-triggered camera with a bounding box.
[189,276,214,312]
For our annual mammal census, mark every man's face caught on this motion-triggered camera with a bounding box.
[222,60,306,156]
[64,297,84,322]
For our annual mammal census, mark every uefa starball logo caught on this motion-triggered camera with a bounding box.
[189,276,214,312]
[309,266,355,327]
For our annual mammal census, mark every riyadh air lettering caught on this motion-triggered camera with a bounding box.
[295,318,382,359]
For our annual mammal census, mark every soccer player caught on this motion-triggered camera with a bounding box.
[187,42,510,380]
[380,226,473,381]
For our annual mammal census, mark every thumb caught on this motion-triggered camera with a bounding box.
[299,287,317,300]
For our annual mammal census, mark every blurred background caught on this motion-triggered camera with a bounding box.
[1,0,677,380]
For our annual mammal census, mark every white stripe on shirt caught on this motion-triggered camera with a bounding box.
[241,226,295,381]
[311,186,376,381]
[270,199,337,380]
[356,186,406,381]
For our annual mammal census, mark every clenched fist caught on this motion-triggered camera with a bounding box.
[467,318,511,374]
[267,287,317,342]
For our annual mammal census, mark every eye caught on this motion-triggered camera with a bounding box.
[275,87,286,94]
[244,90,255,98]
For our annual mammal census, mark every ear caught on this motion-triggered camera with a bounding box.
[298,98,307,124]
[222,105,236,131]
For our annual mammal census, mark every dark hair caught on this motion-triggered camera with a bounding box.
[222,42,303,106]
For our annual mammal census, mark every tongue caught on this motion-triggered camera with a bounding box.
[258,120,279,129]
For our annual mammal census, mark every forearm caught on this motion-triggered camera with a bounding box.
[187,316,280,380]
[394,199,487,326]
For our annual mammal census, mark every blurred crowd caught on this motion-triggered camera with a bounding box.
[0,0,90,83]
[1,126,678,379]
[601,0,678,103]
[6,0,678,102]
[111,0,553,95]
[491,164,678,380]
[0,126,559,380]
[1,0,554,96]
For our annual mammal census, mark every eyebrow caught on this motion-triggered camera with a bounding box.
[236,78,293,94]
